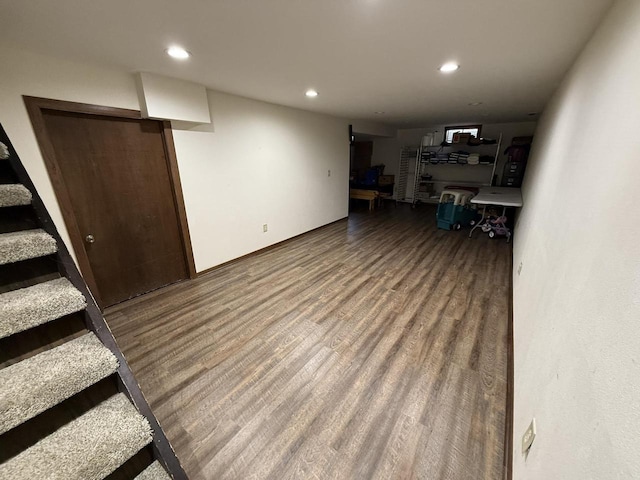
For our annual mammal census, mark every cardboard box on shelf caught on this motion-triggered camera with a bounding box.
[452,133,472,144]
[378,175,395,186]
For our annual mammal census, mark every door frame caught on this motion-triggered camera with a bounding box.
[23,96,197,307]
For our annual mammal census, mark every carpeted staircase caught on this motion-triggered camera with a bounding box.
[0,126,187,479]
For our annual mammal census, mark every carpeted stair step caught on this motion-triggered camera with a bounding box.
[0,184,32,207]
[135,461,172,480]
[0,332,118,435]
[0,392,152,480]
[0,277,87,340]
[0,229,57,265]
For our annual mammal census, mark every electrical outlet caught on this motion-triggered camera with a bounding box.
[522,418,536,455]
[263,224,268,233]
[328,169,331,177]
[517,262,523,275]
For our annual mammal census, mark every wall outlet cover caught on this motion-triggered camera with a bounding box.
[522,418,536,455]
[263,224,268,233]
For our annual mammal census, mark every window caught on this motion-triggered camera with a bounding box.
[444,124,482,143]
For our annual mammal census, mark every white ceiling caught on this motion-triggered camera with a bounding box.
[0,0,613,127]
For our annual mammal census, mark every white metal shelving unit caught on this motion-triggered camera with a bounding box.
[410,134,503,205]
[396,146,418,203]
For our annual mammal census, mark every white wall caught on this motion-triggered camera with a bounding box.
[172,92,349,270]
[351,119,396,138]
[0,45,349,273]
[512,0,640,478]
[136,72,211,123]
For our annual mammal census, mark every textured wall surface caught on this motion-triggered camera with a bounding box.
[512,1,640,478]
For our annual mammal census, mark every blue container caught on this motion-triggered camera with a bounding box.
[364,168,379,186]
[436,201,478,230]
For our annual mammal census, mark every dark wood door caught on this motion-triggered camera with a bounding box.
[353,141,373,181]
[41,110,188,307]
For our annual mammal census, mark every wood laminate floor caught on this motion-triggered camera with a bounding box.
[105,204,511,480]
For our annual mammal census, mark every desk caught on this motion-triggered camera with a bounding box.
[469,187,523,242]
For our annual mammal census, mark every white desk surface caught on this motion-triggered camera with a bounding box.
[470,187,523,207]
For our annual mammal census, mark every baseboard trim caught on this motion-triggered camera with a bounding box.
[197,216,349,277]
[504,249,515,480]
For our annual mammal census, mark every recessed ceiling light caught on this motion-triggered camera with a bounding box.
[439,62,459,73]
[305,89,319,98]
[166,46,191,60]
[468,102,483,106]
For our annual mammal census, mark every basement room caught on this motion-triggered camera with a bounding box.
[1,0,638,479]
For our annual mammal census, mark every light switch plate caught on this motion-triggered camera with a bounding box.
[522,418,536,455]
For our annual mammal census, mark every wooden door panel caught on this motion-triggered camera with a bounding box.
[41,110,188,306]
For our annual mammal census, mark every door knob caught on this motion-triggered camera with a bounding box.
[85,234,95,244]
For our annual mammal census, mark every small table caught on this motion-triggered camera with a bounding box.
[469,187,523,242]
[349,188,379,211]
